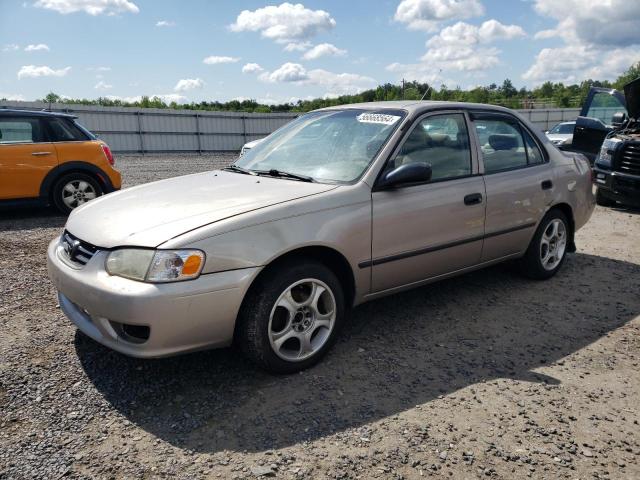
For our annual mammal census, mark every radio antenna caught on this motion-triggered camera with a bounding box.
[420,69,442,101]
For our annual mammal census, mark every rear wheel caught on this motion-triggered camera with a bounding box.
[519,209,569,280]
[52,173,103,214]
[236,259,345,374]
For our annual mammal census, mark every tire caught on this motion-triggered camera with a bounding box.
[596,188,615,207]
[236,259,345,374]
[519,209,570,280]
[52,173,103,215]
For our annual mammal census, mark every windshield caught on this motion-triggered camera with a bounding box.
[550,123,574,134]
[234,109,405,183]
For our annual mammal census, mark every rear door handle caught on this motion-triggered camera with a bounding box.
[541,180,553,190]
[31,151,52,156]
[464,193,483,205]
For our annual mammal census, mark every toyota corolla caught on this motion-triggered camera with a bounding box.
[47,101,595,373]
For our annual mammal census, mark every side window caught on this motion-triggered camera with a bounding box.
[522,129,544,165]
[395,113,471,181]
[475,119,527,173]
[46,118,86,142]
[586,92,627,126]
[0,118,43,144]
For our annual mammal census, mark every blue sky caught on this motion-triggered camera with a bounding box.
[1,0,638,104]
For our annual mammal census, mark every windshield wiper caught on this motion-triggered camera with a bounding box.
[254,169,315,183]
[222,165,257,176]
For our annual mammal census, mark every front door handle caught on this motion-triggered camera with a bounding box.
[31,151,52,156]
[464,193,483,205]
[541,179,553,190]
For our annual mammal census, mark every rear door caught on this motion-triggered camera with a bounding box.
[0,116,57,200]
[471,113,552,261]
[369,111,486,293]
[572,87,628,159]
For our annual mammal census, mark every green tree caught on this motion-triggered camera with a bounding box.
[614,62,640,89]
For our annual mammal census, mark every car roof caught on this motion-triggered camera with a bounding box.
[0,108,77,119]
[316,100,519,115]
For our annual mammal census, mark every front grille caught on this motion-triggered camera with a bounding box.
[61,230,99,266]
[616,142,640,176]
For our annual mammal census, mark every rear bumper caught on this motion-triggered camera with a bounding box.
[47,237,260,358]
[593,167,640,207]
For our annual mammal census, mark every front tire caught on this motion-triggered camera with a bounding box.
[236,259,345,374]
[52,173,103,215]
[519,209,569,280]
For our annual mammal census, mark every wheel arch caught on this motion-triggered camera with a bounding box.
[40,162,115,200]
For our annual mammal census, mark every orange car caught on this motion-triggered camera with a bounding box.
[0,109,121,214]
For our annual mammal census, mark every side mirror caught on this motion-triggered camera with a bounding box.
[611,111,627,128]
[378,162,432,189]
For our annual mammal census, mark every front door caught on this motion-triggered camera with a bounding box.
[471,114,552,261]
[0,116,57,200]
[370,112,486,293]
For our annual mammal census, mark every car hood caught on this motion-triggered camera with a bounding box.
[624,77,640,120]
[66,170,337,248]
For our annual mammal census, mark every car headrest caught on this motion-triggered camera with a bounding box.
[489,134,518,151]
[404,128,431,153]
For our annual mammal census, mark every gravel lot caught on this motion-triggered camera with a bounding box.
[1,154,639,480]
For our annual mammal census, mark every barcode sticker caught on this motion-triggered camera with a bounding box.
[356,113,401,125]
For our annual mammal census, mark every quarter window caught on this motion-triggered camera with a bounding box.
[394,113,472,181]
[46,118,86,142]
[0,118,43,144]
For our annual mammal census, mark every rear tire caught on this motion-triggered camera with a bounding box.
[52,173,103,215]
[596,188,615,207]
[236,259,345,374]
[519,209,569,280]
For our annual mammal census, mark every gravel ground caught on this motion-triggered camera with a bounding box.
[1,154,639,480]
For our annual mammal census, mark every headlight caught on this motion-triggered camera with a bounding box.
[596,138,621,167]
[105,249,205,283]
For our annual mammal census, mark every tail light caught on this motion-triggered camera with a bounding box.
[101,143,114,166]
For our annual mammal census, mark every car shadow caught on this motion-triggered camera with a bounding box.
[0,206,66,231]
[75,252,640,453]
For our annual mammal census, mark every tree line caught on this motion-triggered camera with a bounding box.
[16,62,640,114]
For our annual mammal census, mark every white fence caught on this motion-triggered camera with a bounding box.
[1,101,581,153]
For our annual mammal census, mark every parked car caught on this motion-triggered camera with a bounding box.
[569,78,640,207]
[47,102,595,373]
[545,121,575,147]
[239,138,263,156]
[0,109,121,214]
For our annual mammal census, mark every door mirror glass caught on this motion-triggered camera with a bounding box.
[379,162,432,188]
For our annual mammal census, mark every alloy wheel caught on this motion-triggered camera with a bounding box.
[540,218,567,271]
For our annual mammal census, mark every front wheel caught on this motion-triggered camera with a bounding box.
[519,210,569,280]
[236,259,345,374]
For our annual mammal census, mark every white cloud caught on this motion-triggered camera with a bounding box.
[259,62,375,94]
[533,0,640,47]
[153,93,187,104]
[302,43,347,61]
[0,92,26,101]
[390,19,525,77]
[524,0,640,84]
[174,78,205,92]
[3,44,20,52]
[87,66,111,72]
[94,80,112,90]
[242,63,264,74]
[17,65,71,79]
[203,55,240,65]
[35,0,139,15]
[25,43,50,52]
[155,20,175,27]
[105,94,142,102]
[284,41,312,52]
[230,3,336,44]
[394,0,484,32]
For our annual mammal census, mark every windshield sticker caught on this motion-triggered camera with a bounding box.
[356,113,401,125]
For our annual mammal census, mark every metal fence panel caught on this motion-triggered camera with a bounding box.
[1,100,586,153]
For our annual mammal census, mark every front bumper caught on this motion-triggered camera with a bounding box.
[593,167,640,207]
[47,237,260,358]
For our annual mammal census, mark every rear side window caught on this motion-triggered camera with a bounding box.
[0,117,44,144]
[522,129,544,165]
[475,119,527,173]
[46,118,88,142]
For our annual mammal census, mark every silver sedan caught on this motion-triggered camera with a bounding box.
[47,101,595,373]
